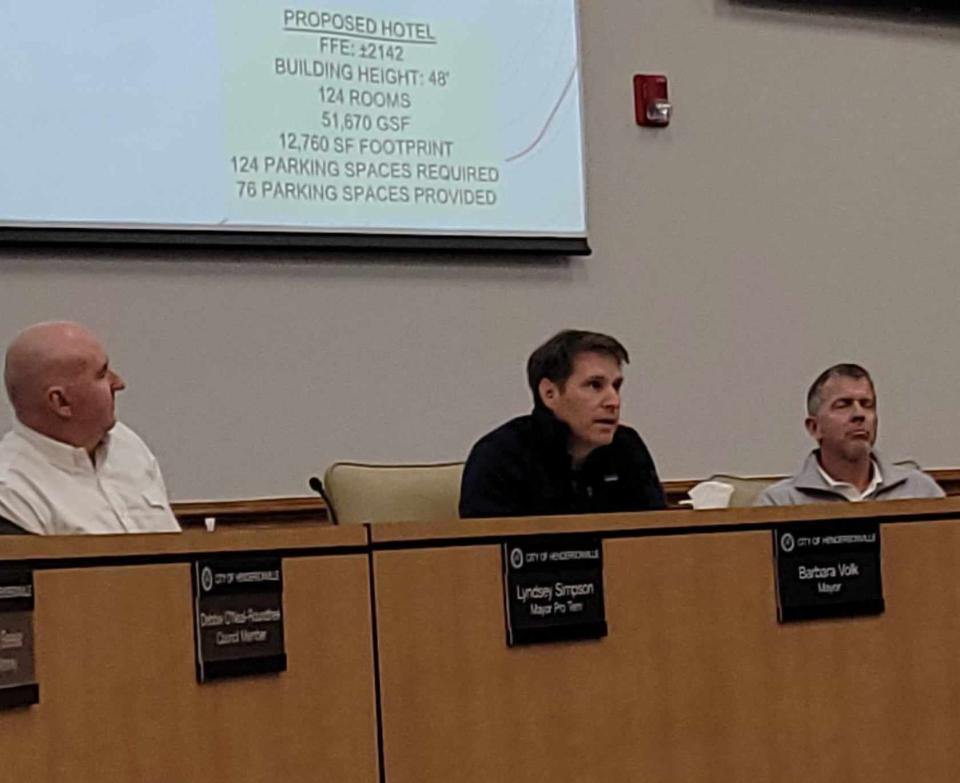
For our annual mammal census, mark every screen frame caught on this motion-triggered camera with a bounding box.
[0,226,591,255]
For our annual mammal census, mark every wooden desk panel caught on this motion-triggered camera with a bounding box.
[373,517,960,783]
[1,554,377,783]
[3,502,959,782]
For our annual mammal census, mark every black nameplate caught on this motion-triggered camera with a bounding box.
[0,568,34,612]
[774,520,884,623]
[503,535,607,647]
[192,558,287,683]
[0,568,38,709]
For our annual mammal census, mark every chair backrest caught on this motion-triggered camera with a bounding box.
[322,461,465,524]
[703,474,779,508]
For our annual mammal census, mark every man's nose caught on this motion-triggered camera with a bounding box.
[604,387,620,409]
[111,371,126,392]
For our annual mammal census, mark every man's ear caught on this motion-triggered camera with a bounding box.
[804,416,819,441]
[46,387,72,419]
[539,378,559,411]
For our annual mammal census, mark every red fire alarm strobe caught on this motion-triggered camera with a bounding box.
[634,74,671,127]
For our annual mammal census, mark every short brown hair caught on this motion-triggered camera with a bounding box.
[527,330,629,408]
[806,363,874,416]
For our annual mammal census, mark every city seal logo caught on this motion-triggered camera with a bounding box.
[201,566,214,593]
[780,532,795,553]
[510,547,524,570]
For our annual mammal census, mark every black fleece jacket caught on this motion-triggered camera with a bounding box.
[459,407,666,519]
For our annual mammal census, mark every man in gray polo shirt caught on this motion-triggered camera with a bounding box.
[756,363,943,506]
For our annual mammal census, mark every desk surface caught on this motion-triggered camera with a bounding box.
[0,523,377,783]
[369,494,960,542]
[370,499,960,783]
[0,521,364,562]
[4,501,960,782]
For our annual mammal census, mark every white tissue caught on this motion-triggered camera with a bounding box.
[685,480,735,509]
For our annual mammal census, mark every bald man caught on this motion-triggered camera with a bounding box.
[0,322,180,535]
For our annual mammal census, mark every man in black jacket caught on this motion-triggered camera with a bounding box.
[459,330,666,519]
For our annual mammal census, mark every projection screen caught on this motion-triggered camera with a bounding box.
[0,1,589,253]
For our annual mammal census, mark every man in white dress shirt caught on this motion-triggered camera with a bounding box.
[0,321,180,535]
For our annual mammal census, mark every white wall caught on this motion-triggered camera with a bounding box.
[2,1,959,500]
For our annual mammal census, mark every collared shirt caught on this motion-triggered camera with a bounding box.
[0,420,181,535]
[816,460,883,502]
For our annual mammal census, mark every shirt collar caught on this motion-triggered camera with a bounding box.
[530,406,619,472]
[531,406,572,452]
[12,419,108,473]
[816,458,883,502]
